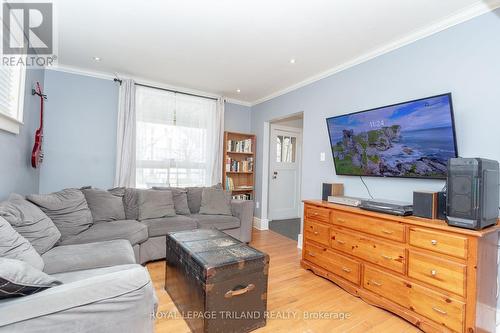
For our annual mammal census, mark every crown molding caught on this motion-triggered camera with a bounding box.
[250,1,500,106]
[47,65,253,106]
[225,98,252,107]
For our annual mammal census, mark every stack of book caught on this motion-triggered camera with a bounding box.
[232,193,252,200]
[226,139,252,153]
[225,176,235,191]
[225,157,254,172]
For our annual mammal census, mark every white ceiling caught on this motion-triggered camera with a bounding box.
[53,0,500,105]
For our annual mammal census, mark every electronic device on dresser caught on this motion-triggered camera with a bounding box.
[436,191,447,220]
[359,199,413,216]
[413,191,438,219]
[321,183,344,201]
[446,157,499,230]
[327,195,364,207]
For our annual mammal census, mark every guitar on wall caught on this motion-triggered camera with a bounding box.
[31,82,47,169]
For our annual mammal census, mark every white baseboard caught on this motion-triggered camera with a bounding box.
[297,234,303,249]
[253,217,269,230]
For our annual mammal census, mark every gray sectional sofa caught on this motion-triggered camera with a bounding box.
[0,185,254,333]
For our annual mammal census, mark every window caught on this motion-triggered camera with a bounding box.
[276,135,296,163]
[135,86,218,188]
[0,64,26,134]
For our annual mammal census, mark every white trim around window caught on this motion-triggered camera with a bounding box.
[0,65,26,134]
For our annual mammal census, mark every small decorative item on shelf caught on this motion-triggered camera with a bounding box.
[222,131,256,200]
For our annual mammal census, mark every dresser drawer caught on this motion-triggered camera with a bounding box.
[364,266,465,333]
[330,229,406,274]
[304,220,330,246]
[303,242,360,285]
[409,227,467,259]
[331,211,405,242]
[305,205,330,223]
[408,251,466,297]
[364,265,410,308]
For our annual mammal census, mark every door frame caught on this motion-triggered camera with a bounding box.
[267,123,303,221]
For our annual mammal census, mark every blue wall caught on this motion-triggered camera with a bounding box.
[38,70,251,192]
[39,70,119,193]
[0,68,45,200]
[251,9,500,218]
[225,103,251,133]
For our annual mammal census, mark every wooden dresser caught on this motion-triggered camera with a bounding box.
[301,200,500,333]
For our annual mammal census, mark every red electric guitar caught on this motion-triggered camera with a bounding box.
[31,82,47,168]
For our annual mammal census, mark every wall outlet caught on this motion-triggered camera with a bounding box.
[320,152,326,161]
[255,201,260,209]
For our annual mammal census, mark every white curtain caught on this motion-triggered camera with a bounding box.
[114,79,136,187]
[135,86,224,188]
[210,97,225,185]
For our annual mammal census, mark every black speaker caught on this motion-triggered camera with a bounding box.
[413,191,438,219]
[437,191,447,220]
[322,183,344,201]
[446,158,499,230]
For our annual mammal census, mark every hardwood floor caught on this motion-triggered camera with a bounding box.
[147,229,422,333]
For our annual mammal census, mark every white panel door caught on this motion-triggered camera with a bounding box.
[268,126,301,220]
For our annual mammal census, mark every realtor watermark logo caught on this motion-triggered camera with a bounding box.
[1,2,57,66]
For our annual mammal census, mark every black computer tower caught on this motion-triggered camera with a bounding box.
[446,158,499,230]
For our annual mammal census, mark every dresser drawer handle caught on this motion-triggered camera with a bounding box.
[313,231,319,235]
[370,280,383,286]
[381,255,393,260]
[225,284,255,298]
[342,267,351,273]
[431,239,438,245]
[337,218,346,223]
[308,251,315,257]
[381,230,394,235]
[432,307,447,315]
[336,240,346,245]
[430,269,437,276]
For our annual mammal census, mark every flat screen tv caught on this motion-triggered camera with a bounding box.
[326,93,458,179]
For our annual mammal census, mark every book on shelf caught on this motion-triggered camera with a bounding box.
[226,138,252,153]
[225,157,254,172]
[225,176,234,191]
[232,193,252,200]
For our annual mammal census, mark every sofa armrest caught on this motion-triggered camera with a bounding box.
[0,265,157,332]
[231,199,254,243]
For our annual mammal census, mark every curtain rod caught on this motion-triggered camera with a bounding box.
[113,78,218,101]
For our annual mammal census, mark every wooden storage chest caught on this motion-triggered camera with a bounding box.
[165,229,269,333]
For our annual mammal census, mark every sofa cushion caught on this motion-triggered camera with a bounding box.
[27,189,93,242]
[0,217,44,270]
[186,187,203,214]
[123,188,140,220]
[51,264,140,284]
[0,258,61,299]
[0,194,60,254]
[153,187,190,215]
[82,188,126,223]
[191,214,240,230]
[59,220,148,247]
[141,215,198,237]
[0,265,155,330]
[186,184,222,214]
[199,188,232,215]
[42,240,137,274]
[137,190,176,220]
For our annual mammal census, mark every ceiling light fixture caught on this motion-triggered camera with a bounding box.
[93,57,101,62]
[289,59,296,64]
[236,89,241,93]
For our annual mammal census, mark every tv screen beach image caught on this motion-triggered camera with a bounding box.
[327,94,457,178]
